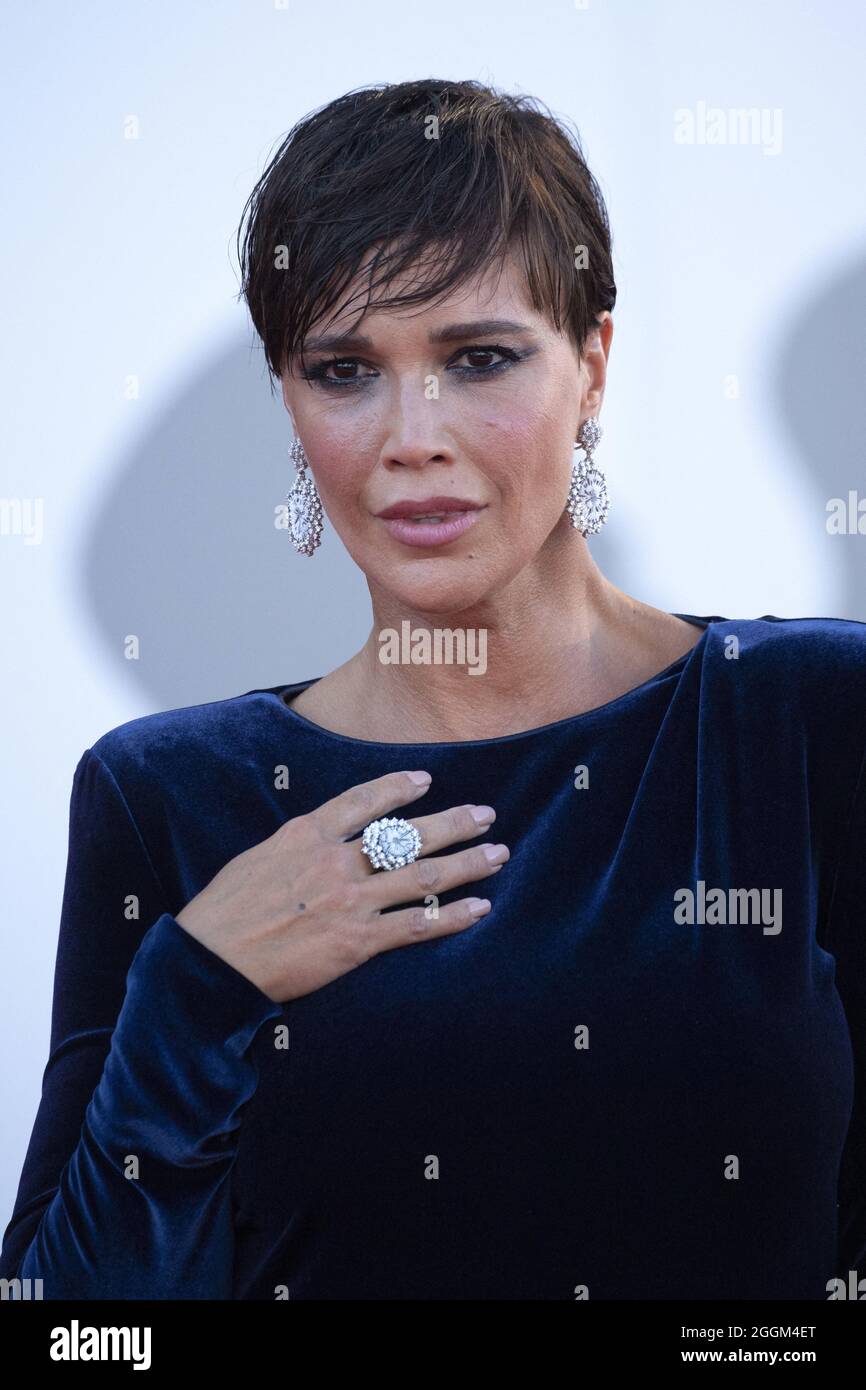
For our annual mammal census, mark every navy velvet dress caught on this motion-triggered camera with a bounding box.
[2,613,865,1300]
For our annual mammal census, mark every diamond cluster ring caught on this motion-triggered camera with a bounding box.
[360,816,423,871]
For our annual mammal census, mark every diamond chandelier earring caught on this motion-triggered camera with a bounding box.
[287,435,324,556]
[565,416,609,535]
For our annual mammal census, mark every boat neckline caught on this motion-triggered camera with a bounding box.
[261,613,720,750]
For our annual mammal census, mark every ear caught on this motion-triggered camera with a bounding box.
[580,314,613,418]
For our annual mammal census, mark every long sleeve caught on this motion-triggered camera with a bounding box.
[821,736,866,1279]
[0,748,283,1299]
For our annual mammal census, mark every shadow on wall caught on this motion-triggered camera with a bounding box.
[773,253,866,623]
[80,338,628,712]
[81,343,370,711]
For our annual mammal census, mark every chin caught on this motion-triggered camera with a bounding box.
[373,565,495,616]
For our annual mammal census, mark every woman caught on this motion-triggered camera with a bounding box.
[2,77,864,1301]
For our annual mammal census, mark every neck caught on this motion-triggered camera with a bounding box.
[341,534,652,743]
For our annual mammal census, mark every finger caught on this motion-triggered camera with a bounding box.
[311,770,432,841]
[395,802,496,857]
[363,895,493,956]
[359,840,510,910]
[348,803,494,874]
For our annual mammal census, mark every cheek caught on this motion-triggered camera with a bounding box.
[480,412,569,497]
[303,423,368,504]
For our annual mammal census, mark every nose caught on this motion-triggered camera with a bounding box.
[380,387,455,469]
[384,442,452,469]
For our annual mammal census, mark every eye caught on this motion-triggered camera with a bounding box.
[300,343,523,391]
[301,357,375,388]
[449,344,521,375]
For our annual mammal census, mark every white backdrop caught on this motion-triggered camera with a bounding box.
[3,0,865,1228]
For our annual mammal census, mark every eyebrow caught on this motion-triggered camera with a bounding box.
[299,319,537,355]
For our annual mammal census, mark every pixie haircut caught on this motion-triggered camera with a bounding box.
[236,77,617,391]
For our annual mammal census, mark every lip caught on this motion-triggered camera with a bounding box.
[375,496,483,519]
[378,507,485,549]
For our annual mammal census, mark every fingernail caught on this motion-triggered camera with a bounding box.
[406,771,432,785]
[467,898,491,917]
[483,843,509,865]
[470,804,496,825]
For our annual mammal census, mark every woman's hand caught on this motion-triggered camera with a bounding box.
[175,771,509,1003]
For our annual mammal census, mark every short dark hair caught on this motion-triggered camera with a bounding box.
[236,77,617,390]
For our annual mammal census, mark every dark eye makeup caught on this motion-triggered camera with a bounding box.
[299,344,527,390]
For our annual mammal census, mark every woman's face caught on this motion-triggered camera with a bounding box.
[281,249,611,615]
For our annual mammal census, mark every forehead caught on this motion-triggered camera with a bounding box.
[309,244,545,341]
